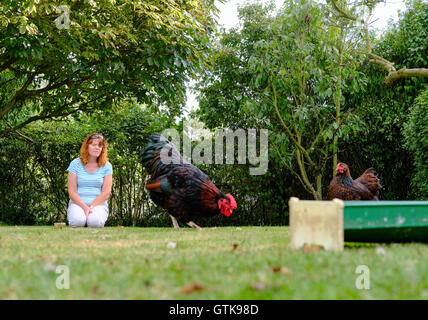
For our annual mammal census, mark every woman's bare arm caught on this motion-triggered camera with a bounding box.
[67,172,91,215]
[89,174,112,207]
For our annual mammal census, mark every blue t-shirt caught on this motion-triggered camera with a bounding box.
[67,158,113,206]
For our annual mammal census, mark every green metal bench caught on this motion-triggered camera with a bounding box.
[344,201,428,242]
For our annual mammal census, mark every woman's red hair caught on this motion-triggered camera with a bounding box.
[80,133,108,166]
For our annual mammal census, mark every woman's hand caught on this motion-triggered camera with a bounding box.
[83,205,93,219]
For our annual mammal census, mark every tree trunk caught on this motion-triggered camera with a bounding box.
[332,28,344,176]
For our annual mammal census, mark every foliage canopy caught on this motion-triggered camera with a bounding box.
[0,0,218,136]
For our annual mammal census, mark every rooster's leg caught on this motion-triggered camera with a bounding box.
[170,215,180,230]
[186,221,203,230]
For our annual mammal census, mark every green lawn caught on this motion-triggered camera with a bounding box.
[0,225,427,299]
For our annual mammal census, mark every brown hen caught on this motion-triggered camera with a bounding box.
[328,162,380,200]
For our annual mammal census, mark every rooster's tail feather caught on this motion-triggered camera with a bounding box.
[140,133,185,177]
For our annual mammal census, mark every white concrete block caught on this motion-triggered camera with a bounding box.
[289,197,344,251]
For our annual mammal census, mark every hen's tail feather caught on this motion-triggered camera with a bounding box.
[365,167,383,189]
[356,167,382,198]
[140,133,186,177]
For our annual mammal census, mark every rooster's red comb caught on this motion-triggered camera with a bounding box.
[226,194,237,210]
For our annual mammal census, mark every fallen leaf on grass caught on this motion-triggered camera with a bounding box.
[376,246,386,255]
[91,285,102,294]
[302,243,323,253]
[270,266,292,276]
[232,243,239,250]
[43,261,56,271]
[67,252,79,259]
[9,233,26,240]
[251,282,267,291]
[173,264,185,272]
[271,266,281,273]
[167,241,178,249]
[180,282,204,294]
[103,260,120,267]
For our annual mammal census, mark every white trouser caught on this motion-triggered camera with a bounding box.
[67,202,109,228]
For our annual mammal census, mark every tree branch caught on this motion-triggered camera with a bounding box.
[269,135,313,195]
[0,73,36,120]
[384,68,428,85]
[0,57,17,73]
[330,0,428,85]
[270,74,317,168]
[367,52,396,73]
[0,94,109,138]
[309,119,326,150]
[295,147,318,199]
[24,73,94,97]
[331,0,360,22]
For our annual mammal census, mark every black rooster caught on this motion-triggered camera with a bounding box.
[140,133,237,230]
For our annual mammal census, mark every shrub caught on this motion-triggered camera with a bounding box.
[403,89,428,199]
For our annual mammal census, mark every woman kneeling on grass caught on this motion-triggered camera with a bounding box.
[67,133,113,228]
